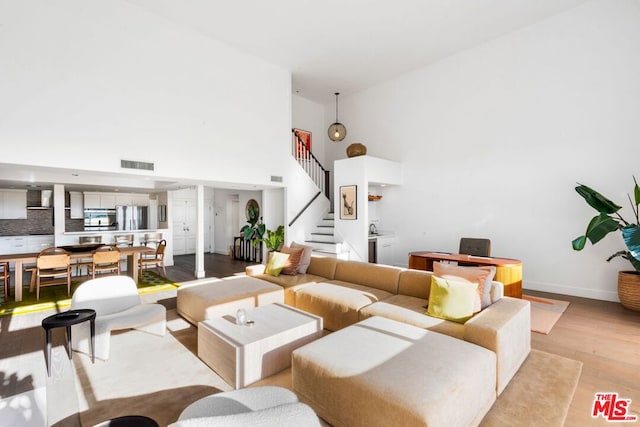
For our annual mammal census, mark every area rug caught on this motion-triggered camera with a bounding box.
[0,271,180,317]
[523,295,570,334]
[63,310,582,427]
[481,350,582,426]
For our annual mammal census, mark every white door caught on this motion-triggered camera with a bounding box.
[172,197,197,255]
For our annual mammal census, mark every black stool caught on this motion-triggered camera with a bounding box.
[94,415,159,427]
[41,308,96,376]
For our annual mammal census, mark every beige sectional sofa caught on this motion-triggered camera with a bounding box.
[247,255,531,396]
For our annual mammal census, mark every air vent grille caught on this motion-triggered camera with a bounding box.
[121,159,154,171]
[270,175,283,183]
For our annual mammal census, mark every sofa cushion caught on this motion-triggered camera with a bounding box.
[265,252,290,277]
[292,316,496,427]
[176,277,284,325]
[397,269,432,299]
[306,256,338,280]
[333,260,400,294]
[280,245,305,275]
[255,273,326,306]
[427,276,478,323]
[295,281,393,331]
[359,294,464,339]
[433,262,496,309]
[291,242,313,274]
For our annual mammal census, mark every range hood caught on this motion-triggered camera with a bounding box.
[27,189,53,209]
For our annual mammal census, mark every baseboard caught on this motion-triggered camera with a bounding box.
[524,280,619,302]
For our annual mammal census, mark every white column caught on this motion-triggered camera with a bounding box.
[53,184,65,246]
[195,184,205,278]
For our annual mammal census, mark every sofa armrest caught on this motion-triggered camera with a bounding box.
[463,297,530,396]
[489,280,504,303]
[246,264,266,276]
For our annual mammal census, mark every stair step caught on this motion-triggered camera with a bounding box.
[311,249,350,259]
[304,240,344,253]
[309,232,336,243]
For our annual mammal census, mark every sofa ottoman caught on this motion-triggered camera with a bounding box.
[292,316,496,427]
[177,276,284,325]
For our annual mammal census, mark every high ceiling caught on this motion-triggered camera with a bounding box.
[2,1,589,192]
[127,0,588,102]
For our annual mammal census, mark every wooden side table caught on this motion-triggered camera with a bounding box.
[41,308,96,376]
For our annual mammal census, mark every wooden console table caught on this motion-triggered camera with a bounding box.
[408,252,523,298]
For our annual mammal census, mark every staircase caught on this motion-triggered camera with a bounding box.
[303,212,350,259]
[290,130,348,259]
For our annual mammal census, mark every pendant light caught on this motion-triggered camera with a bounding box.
[328,92,347,142]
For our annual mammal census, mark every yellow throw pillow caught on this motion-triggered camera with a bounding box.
[426,276,478,323]
[265,252,290,277]
[433,262,496,310]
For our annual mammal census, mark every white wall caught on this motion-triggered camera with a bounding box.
[0,0,291,188]
[322,0,640,301]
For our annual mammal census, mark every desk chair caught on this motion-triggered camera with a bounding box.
[1,262,9,301]
[89,245,121,279]
[34,247,71,301]
[458,238,491,266]
[139,239,167,279]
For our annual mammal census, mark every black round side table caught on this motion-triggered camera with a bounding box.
[41,308,96,376]
[94,415,159,427]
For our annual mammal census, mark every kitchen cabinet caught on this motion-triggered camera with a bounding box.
[0,189,27,219]
[84,193,116,209]
[27,235,54,252]
[376,236,396,266]
[69,191,83,219]
[0,236,27,254]
[115,194,149,206]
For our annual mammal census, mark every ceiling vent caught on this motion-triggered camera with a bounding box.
[270,175,283,183]
[121,159,154,171]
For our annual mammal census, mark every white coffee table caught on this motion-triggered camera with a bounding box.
[198,303,323,389]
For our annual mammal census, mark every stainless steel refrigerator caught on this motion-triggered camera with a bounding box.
[116,206,148,230]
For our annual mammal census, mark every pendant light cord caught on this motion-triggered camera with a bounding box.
[335,92,340,122]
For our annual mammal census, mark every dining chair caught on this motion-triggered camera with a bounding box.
[1,262,10,301]
[76,235,103,276]
[34,247,71,301]
[89,245,121,279]
[138,239,167,279]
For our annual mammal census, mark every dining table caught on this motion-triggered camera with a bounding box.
[0,245,155,302]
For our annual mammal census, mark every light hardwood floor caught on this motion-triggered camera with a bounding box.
[525,290,640,426]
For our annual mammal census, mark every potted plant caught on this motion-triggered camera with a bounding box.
[253,225,285,252]
[572,177,640,311]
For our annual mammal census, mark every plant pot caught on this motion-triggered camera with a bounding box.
[618,271,640,312]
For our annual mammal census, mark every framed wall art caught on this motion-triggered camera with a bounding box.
[292,128,312,159]
[340,185,357,220]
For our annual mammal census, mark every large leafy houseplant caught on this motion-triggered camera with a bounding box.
[240,203,265,242]
[572,177,640,272]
